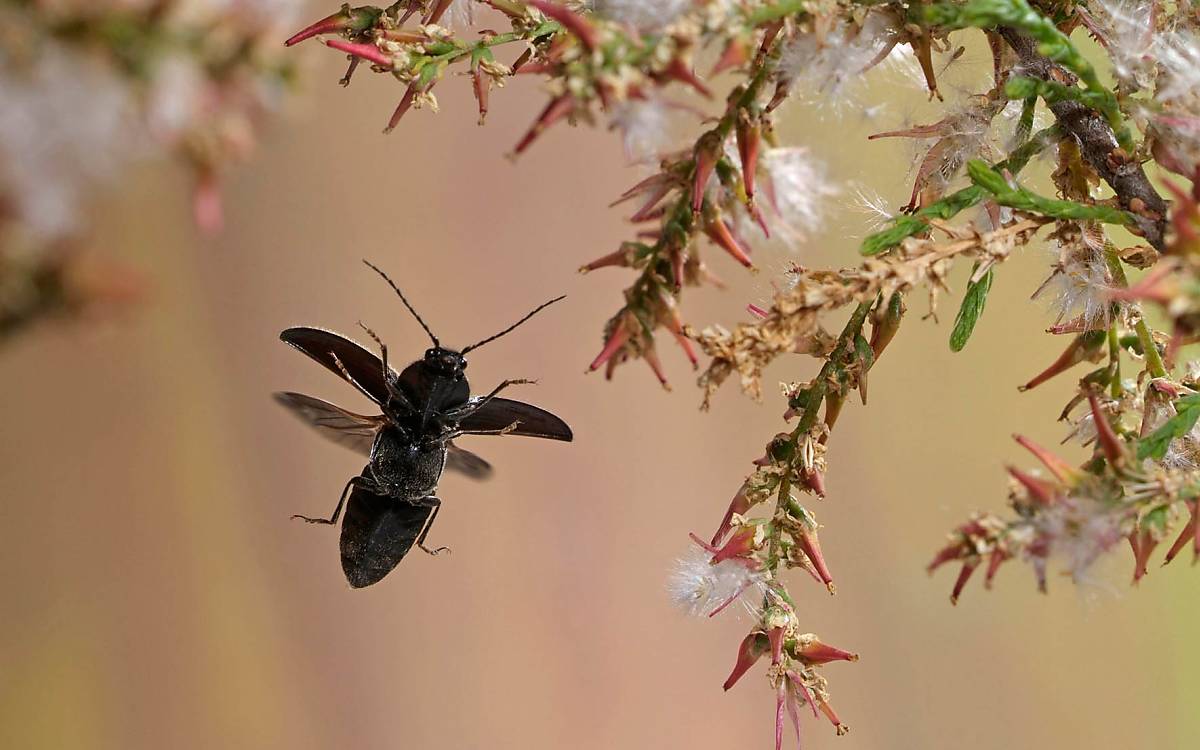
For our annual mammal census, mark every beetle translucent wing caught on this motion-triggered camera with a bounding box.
[458,397,573,441]
[339,484,434,588]
[273,392,383,457]
[280,327,392,404]
[446,443,494,480]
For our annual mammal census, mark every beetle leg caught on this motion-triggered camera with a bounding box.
[443,420,521,441]
[415,497,450,555]
[292,475,360,525]
[357,321,390,375]
[448,379,536,421]
[328,352,382,405]
[357,321,417,412]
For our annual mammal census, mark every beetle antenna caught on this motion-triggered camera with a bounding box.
[362,260,439,347]
[461,295,566,354]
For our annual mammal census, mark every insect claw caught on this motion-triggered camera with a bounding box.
[420,544,451,556]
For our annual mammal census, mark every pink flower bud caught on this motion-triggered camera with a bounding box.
[711,526,759,564]
[1006,466,1058,506]
[950,559,979,604]
[385,85,419,134]
[513,94,574,155]
[1014,435,1082,485]
[703,216,754,268]
[1130,527,1160,583]
[579,246,635,273]
[1019,332,1105,391]
[794,636,859,665]
[794,521,834,593]
[817,696,848,735]
[1162,501,1197,566]
[642,337,670,390]
[711,483,753,545]
[589,316,631,372]
[869,293,904,359]
[1087,391,1126,466]
[660,58,712,98]
[472,70,490,124]
[324,38,393,69]
[691,131,723,214]
[723,632,769,690]
[736,110,760,200]
[711,37,749,77]
[983,547,1009,589]
[285,6,380,47]
[803,468,826,498]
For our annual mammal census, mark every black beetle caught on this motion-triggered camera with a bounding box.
[275,261,572,588]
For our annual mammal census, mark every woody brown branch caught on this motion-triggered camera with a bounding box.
[999,27,1169,250]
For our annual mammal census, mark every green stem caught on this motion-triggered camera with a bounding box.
[429,22,560,64]
[793,300,874,438]
[1108,323,1122,398]
[1103,245,1167,378]
[747,0,808,25]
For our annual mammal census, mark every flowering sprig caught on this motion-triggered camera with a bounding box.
[930,387,1200,597]
[932,166,1200,598]
[672,300,881,745]
[0,0,301,343]
[287,0,1200,745]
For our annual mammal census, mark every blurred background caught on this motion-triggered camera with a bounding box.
[2,20,1197,750]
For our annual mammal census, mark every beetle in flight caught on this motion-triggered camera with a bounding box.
[275,261,572,588]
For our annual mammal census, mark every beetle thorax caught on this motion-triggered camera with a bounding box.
[368,427,446,500]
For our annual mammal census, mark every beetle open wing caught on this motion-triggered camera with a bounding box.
[280,327,392,404]
[339,485,433,589]
[273,392,383,456]
[445,443,493,480]
[458,397,573,441]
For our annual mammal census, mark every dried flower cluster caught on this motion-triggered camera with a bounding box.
[0,0,300,342]
[284,0,1200,744]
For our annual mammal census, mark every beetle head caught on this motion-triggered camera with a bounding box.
[423,346,467,378]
